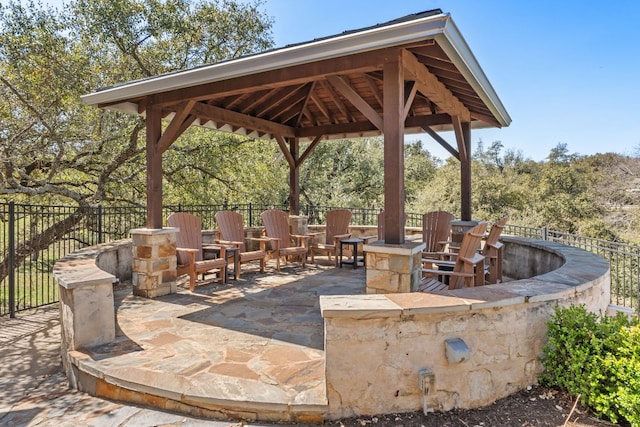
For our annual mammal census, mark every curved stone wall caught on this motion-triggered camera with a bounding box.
[320,237,610,419]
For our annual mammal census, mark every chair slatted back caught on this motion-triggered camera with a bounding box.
[261,209,293,249]
[422,210,454,252]
[215,210,246,252]
[482,216,509,256]
[449,222,488,289]
[325,209,352,244]
[167,213,204,264]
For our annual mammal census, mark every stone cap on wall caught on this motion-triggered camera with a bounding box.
[321,237,611,319]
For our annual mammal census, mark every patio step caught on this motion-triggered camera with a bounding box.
[69,347,327,423]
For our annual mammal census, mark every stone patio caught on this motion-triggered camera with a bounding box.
[69,260,365,423]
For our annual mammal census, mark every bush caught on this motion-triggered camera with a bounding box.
[539,305,640,426]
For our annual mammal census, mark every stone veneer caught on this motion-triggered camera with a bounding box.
[131,227,178,298]
[53,239,132,388]
[320,237,611,419]
[363,241,425,293]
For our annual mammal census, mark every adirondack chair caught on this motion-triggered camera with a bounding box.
[482,215,509,284]
[309,209,352,267]
[420,221,487,292]
[214,210,269,279]
[422,210,454,255]
[260,209,310,271]
[167,212,226,292]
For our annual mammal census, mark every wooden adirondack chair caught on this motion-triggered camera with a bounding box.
[260,209,309,271]
[422,210,454,254]
[420,221,487,292]
[167,212,226,292]
[309,209,352,266]
[482,215,508,284]
[214,210,268,279]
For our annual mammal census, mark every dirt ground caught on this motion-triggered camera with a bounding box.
[325,385,621,427]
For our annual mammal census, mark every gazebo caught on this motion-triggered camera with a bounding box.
[82,8,510,245]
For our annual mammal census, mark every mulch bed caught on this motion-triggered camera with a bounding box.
[325,386,621,427]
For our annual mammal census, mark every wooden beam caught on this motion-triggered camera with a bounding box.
[254,84,306,118]
[191,101,295,138]
[403,81,417,119]
[290,139,300,215]
[383,52,405,244]
[321,80,354,122]
[327,75,383,131]
[309,92,332,122]
[453,117,472,221]
[147,49,390,108]
[421,126,460,160]
[274,135,295,168]
[295,113,451,138]
[297,134,323,166]
[364,74,383,108]
[146,105,163,229]
[156,100,196,153]
[401,49,471,122]
[295,81,315,127]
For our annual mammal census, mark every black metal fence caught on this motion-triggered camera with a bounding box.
[1,202,638,317]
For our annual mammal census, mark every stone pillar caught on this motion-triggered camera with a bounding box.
[131,227,178,298]
[289,215,308,235]
[363,241,425,293]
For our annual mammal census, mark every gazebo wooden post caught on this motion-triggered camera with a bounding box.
[453,116,472,221]
[146,105,164,229]
[289,138,300,215]
[461,121,472,220]
[382,52,406,244]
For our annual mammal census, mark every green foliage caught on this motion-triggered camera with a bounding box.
[540,305,640,425]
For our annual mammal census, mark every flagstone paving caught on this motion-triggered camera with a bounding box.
[72,261,366,422]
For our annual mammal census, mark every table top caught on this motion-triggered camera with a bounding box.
[340,238,364,244]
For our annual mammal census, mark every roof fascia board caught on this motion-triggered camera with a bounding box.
[81,14,449,107]
[434,16,512,127]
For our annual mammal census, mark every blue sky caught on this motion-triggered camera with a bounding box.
[42,0,640,161]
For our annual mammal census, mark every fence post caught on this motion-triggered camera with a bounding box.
[97,205,103,244]
[249,203,253,227]
[542,227,548,241]
[8,202,15,318]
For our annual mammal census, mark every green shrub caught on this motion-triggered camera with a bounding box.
[539,305,640,426]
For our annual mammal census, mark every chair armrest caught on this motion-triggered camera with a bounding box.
[202,244,226,258]
[331,233,352,247]
[291,234,311,248]
[263,237,280,251]
[307,231,324,237]
[175,247,197,266]
[215,239,242,249]
[247,237,270,251]
[361,235,378,243]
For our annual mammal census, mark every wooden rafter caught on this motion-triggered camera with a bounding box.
[401,49,471,122]
[254,84,305,118]
[192,101,295,138]
[295,113,452,138]
[320,80,354,122]
[327,75,383,131]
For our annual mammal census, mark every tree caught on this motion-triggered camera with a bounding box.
[0,0,274,281]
